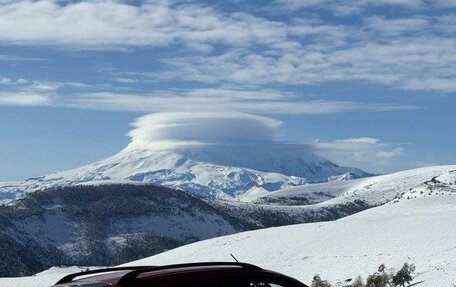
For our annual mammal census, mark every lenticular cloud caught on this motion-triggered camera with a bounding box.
[127,112,282,150]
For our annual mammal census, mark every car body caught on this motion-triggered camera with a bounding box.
[50,262,309,287]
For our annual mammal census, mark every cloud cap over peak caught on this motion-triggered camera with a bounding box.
[127,112,282,150]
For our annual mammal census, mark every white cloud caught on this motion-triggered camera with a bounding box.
[0,77,415,113]
[0,77,28,85]
[276,0,424,13]
[127,112,282,150]
[0,77,58,106]
[364,16,430,36]
[0,1,454,93]
[0,92,52,106]
[434,0,456,8]
[312,137,405,168]
[333,137,381,144]
[160,29,456,92]
[70,89,415,114]
[0,77,12,85]
[0,77,91,107]
[404,78,456,93]
[0,0,289,49]
[126,112,406,173]
[0,54,44,61]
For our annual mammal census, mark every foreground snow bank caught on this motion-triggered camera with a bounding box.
[0,267,91,287]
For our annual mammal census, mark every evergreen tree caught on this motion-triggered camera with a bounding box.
[366,264,390,287]
[312,274,333,287]
[391,263,415,287]
[351,276,364,287]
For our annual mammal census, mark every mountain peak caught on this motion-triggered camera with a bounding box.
[0,141,371,203]
[0,112,372,203]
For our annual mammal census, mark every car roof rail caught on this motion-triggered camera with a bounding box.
[117,262,263,285]
[55,266,154,284]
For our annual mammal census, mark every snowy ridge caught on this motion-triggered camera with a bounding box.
[391,169,456,203]
[201,166,456,230]
[256,165,456,207]
[0,142,370,203]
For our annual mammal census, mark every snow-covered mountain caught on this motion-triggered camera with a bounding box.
[0,142,370,203]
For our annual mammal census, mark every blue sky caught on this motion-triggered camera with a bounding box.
[0,0,455,180]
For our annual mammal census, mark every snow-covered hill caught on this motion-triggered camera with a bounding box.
[124,195,456,287]
[1,166,455,286]
[1,166,454,276]
[0,142,370,204]
[0,184,252,277]
[392,169,456,203]
[212,166,456,228]
[255,165,456,207]
[6,195,455,287]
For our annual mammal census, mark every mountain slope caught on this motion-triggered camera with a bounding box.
[209,166,456,227]
[4,196,456,287]
[0,184,252,276]
[0,143,370,203]
[1,166,453,277]
[255,165,456,206]
[0,165,455,284]
[125,195,456,287]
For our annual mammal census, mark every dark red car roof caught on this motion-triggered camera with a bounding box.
[52,262,308,287]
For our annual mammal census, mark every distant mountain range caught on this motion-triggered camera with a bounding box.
[0,142,371,203]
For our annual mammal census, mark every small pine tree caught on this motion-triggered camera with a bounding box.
[391,263,415,287]
[312,274,333,287]
[366,273,389,287]
[366,264,390,287]
[351,276,364,287]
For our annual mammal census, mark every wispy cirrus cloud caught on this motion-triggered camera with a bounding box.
[70,89,416,114]
[0,54,45,61]
[0,76,88,107]
[0,77,417,114]
[275,0,426,15]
